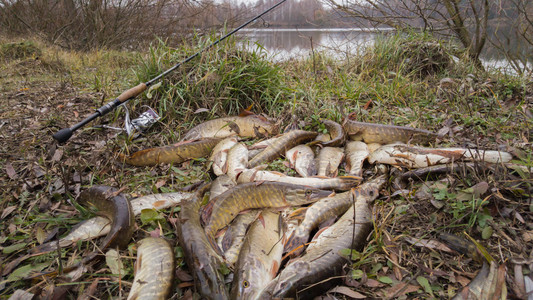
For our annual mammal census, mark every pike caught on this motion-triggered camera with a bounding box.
[284,176,385,256]
[249,130,318,168]
[258,190,375,298]
[230,211,284,300]
[202,182,332,250]
[52,0,288,143]
[127,237,175,300]
[343,119,437,145]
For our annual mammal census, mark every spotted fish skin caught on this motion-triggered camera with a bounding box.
[122,138,221,166]
[230,211,284,300]
[248,130,318,168]
[284,176,385,256]
[258,188,376,299]
[203,182,332,248]
[343,120,437,145]
[177,192,229,300]
[127,237,174,300]
[183,115,279,141]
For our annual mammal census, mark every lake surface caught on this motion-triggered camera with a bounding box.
[236,28,529,73]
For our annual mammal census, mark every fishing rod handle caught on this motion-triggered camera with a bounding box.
[116,83,147,102]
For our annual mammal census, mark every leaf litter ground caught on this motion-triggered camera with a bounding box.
[0,39,532,299]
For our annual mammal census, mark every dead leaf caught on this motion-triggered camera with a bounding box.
[105,249,125,278]
[5,162,17,179]
[365,278,384,288]
[51,149,63,162]
[9,289,34,300]
[522,231,533,242]
[404,237,454,253]
[176,269,194,282]
[155,179,166,189]
[471,181,489,198]
[328,286,366,299]
[35,226,46,245]
[194,108,209,114]
[382,282,419,298]
[1,206,17,219]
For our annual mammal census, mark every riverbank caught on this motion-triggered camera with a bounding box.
[0,33,531,298]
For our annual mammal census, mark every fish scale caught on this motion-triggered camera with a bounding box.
[203,182,332,247]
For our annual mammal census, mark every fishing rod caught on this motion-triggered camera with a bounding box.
[53,0,287,143]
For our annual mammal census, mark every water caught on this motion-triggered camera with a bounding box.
[236,28,531,74]
[236,28,393,60]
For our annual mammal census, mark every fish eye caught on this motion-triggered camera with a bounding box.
[305,189,312,196]
[368,190,375,197]
[242,280,250,288]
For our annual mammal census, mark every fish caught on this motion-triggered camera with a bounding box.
[121,138,221,166]
[77,185,135,250]
[368,144,513,168]
[345,141,369,177]
[285,145,316,177]
[311,119,345,147]
[316,147,344,177]
[248,136,281,160]
[230,211,284,300]
[127,237,174,300]
[209,175,235,201]
[209,137,239,176]
[226,143,249,183]
[258,191,374,298]
[220,210,259,267]
[203,182,332,248]
[27,186,135,279]
[343,119,437,145]
[31,192,194,254]
[237,169,361,191]
[248,130,318,168]
[182,115,279,141]
[284,176,385,256]
[177,190,229,299]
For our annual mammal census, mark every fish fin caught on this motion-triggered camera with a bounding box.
[339,175,363,181]
[207,234,224,256]
[257,212,266,228]
[220,227,233,252]
[271,260,281,277]
[221,161,228,174]
[270,171,286,176]
[288,207,307,219]
[200,199,216,226]
[238,104,255,117]
[215,227,227,238]
[311,226,330,241]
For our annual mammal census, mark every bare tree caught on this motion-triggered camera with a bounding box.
[322,0,490,68]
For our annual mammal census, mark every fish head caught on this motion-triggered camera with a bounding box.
[286,187,333,205]
[231,257,273,299]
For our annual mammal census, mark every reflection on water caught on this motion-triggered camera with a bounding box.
[236,28,531,73]
[236,28,392,60]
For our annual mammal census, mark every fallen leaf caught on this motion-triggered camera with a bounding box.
[365,278,384,288]
[35,226,46,245]
[382,282,419,298]
[51,149,63,162]
[5,162,17,179]
[328,286,366,299]
[404,237,454,253]
[194,108,210,114]
[176,269,194,282]
[1,206,17,219]
[8,289,34,300]
[105,249,125,278]
[155,179,166,189]
[522,231,533,242]
[7,262,48,282]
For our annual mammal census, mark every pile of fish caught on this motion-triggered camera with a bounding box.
[26,114,515,299]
